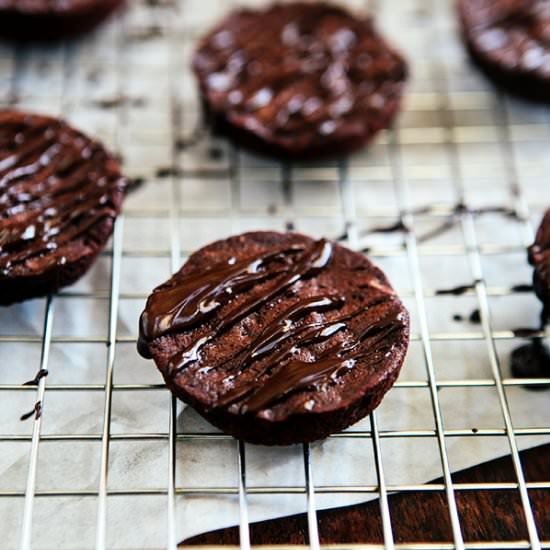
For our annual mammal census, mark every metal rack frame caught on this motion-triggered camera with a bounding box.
[0,0,549,549]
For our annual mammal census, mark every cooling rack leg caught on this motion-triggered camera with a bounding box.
[95,218,124,550]
[303,444,321,550]
[337,146,398,549]
[430,14,543,543]
[370,412,395,550]
[237,440,251,550]
[389,128,466,549]
[461,216,542,550]
[168,396,178,550]
[19,296,54,550]
[168,88,183,549]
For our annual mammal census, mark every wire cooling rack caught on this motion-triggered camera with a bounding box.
[1,0,550,549]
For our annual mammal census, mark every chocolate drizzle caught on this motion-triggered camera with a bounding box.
[238,295,345,366]
[138,236,408,415]
[139,239,334,370]
[219,301,402,413]
[0,111,126,279]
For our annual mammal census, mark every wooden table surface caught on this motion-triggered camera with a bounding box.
[183,444,549,546]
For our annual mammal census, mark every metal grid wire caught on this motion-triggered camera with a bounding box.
[0,0,550,548]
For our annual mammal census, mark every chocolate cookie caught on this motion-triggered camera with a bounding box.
[192,2,408,159]
[529,209,550,314]
[0,0,124,41]
[138,231,409,445]
[0,110,127,305]
[458,0,550,102]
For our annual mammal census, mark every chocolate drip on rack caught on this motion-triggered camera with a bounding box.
[0,113,126,275]
[510,209,550,389]
[425,204,519,243]
[510,284,534,293]
[20,400,42,421]
[22,368,48,386]
[417,203,521,244]
[337,203,523,246]
[511,338,550,388]
[529,209,550,305]
[436,283,476,296]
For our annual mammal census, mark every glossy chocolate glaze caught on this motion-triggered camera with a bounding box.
[220,301,401,413]
[139,231,409,441]
[458,0,550,101]
[193,2,408,158]
[139,240,338,377]
[0,111,127,304]
[529,209,550,309]
[0,111,126,302]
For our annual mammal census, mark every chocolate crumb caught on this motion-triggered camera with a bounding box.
[209,146,224,160]
[92,96,147,110]
[126,25,163,41]
[469,309,481,324]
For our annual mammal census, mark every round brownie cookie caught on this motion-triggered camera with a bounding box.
[0,0,124,41]
[529,209,550,314]
[0,110,127,305]
[138,231,409,445]
[458,0,550,102]
[192,2,408,159]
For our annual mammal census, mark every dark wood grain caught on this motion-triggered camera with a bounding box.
[182,444,549,546]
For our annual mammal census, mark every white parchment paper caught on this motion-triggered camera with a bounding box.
[1,0,550,548]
